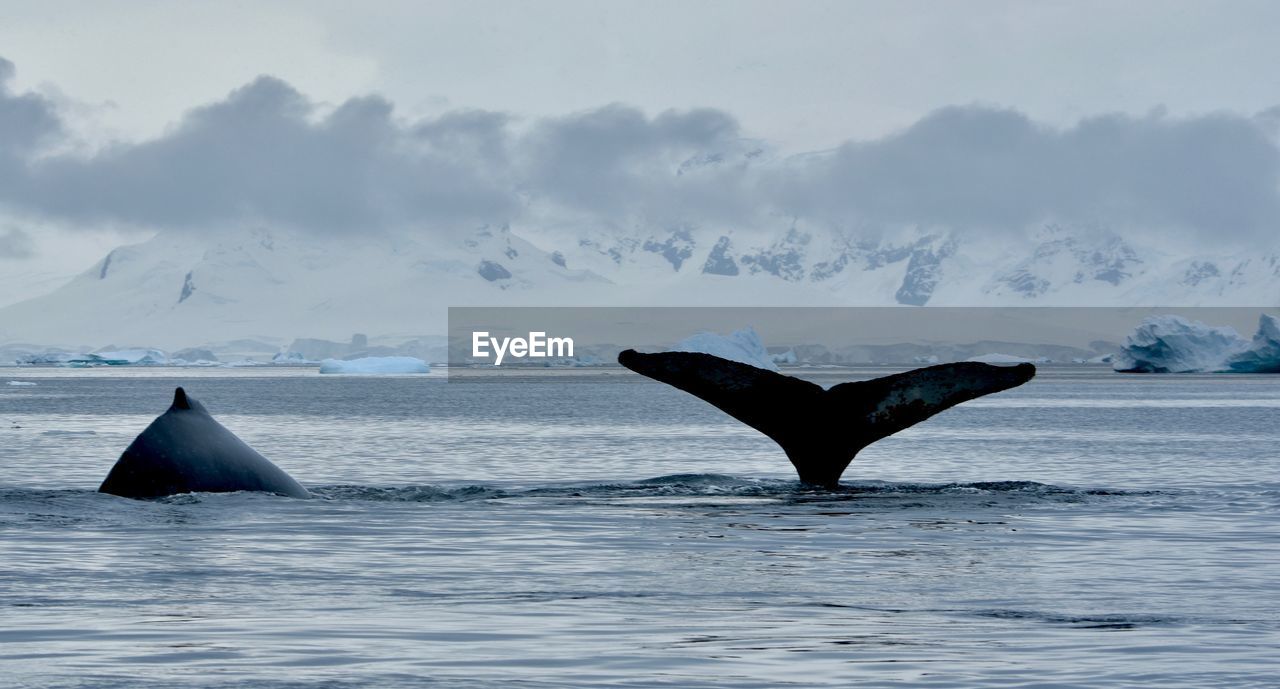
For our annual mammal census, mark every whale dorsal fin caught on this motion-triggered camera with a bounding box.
[100,387,309,499]
[618,350,1035,487]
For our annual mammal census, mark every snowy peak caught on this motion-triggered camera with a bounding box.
[1,219,1277,349]
[0,223,610,347]
[894,234,957,306]
[641,228,696,271]
[574,226,699,275]
[738,227,811,281]
[1169,253,1280,297]
[701,236,739,276]
[461,224,606,289]
[696,229,958,305]
[987,233,1144,300]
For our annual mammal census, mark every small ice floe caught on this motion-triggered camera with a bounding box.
[318,356,430,374]
[6,381,37,386]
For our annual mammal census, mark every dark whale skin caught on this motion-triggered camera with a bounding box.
[99,387,309,499]
[618,351,1036,488]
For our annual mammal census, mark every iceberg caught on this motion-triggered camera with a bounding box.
[674,326,778,371]
[6,381,37,386]
[1227,314,1280,373]
[1112,314,1280,373]
[272,350,316,364]
[319,356,430,375]
[1113,316,1246,372]
[771,349,798,365]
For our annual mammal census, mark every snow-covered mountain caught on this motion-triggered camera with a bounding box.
[0,224,608,349]
[561,221,1277,306]
[1,221,1276,350]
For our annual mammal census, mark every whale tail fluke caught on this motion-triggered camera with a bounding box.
[618,350,1035,488]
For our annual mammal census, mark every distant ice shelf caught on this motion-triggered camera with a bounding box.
[14,349,169,367]
[967,353,1050,365]
[318,356,430,374]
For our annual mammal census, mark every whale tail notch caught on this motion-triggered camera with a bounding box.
[617,350,1035,488]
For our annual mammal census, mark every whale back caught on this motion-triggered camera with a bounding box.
[99,387,309,499]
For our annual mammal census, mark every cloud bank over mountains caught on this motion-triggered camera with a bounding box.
[2,55,1278,245]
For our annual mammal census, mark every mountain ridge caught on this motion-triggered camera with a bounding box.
[1,221,1275,350]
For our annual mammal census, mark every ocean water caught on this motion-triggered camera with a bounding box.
[1,367,1277,688]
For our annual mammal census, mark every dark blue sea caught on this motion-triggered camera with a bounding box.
[2,367,1277,687]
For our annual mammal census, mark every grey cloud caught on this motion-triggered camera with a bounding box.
[8,75,520,233]
[778,106,1280,238]
[1,56,1278,243]
[0,227,34,258]
[519,104,751,225]
[412,110,512,167]
[1256,106,1280,136]
[0,57,63,160]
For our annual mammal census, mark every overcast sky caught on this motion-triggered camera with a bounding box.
[2,0,1279,298]
[6,0,1280,148]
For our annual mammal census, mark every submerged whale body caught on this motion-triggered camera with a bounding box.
[618,351,1036,488]
[99,387,309,499]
